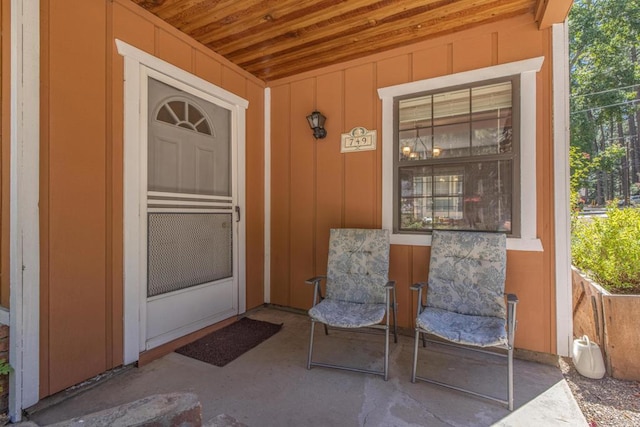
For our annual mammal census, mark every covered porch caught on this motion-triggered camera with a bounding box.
[26,307,586,426]
[2,0,577,422]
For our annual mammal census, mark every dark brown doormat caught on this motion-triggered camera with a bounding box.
[175,317,283,367]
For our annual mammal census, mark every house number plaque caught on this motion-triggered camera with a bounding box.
[341,127,377,153]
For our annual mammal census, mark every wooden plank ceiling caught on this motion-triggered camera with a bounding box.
[131,0,569,82]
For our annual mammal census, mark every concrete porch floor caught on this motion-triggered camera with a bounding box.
[27,307,587,426]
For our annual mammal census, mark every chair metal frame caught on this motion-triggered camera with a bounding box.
[411,286,518,409]
[305,229,398,381]
[410,231,519,410]
[306,276,397,380]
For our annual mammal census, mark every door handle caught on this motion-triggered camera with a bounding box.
[235,206,241,222]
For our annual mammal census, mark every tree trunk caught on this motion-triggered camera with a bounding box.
[596,172,604,205]
[631,47,640,188]
[629,113,639,187]
[594,114,605,204]
[618,121,629,202]
[602,122,612,202]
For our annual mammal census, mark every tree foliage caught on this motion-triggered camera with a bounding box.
[569,0,640,204]
[572,205,640,294]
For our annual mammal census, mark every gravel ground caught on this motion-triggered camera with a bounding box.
[560,357,640,426]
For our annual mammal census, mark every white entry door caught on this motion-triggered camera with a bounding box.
[143,76,239,350]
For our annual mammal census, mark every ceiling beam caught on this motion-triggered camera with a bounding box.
[535,0,573,29]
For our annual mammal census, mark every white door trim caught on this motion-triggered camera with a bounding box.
[116,39,247,364]
[9,0,40,421]
[552,22,572,357]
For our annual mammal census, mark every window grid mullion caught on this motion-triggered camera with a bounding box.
[394,78,515,235]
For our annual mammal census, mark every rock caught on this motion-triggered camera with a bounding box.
[47,392,201,427]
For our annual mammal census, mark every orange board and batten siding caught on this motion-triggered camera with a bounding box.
[268,13,557,355]
[39,0,265,397]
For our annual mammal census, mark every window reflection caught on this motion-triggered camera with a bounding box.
[398,82,512,161]
[396,80,515,234]
[399,162,512,233]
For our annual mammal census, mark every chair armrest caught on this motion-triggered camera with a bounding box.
[506,293,518,345]
[306,276,326,306]
[410,282,428,291]
[305,275,326,285]
[410,282,428,315]
[385,281,397,303]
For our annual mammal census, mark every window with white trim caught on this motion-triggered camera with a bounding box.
[378,58,544,251]
[395,78,519,235]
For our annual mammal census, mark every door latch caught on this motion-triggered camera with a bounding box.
[235,206,241,222]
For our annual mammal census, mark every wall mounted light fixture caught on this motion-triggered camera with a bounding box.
[306,111,327,139]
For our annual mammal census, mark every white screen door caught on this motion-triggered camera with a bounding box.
[144,76,239,349]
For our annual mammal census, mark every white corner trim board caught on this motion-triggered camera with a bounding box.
[9,0,41,421]
[552,22,572,357]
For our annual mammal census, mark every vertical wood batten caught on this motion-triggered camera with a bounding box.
[156,29,191,71]
[47,0,108,393]
[111,0,156,374]
[506,251,547,351]
[389,245,412,328]
[412,44,452,81]
[452,33,493,73]
[245,80,266,310]
[221,66,247,98]
[288,79,315,309]
[105,0,114,370]
[315,72,345,279]
[194,51,222,86]
[269,85,291,306]
[344,64,376,228]
[376,55,411,231]
[39,0,51,397]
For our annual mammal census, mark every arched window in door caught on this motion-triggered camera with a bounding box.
[156,98,213,136]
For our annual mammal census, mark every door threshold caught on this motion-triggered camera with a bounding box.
[138,316,239,366]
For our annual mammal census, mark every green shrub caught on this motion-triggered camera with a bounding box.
[0,359,11,394]
[572,205,640,294]
[0,359,10,376]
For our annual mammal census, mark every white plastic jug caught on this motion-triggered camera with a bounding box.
[572,335,606,379]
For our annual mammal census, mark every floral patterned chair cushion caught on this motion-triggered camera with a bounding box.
[324,228,390,305]
[416,307,507,347]
[308,299,386,328]
[426,231,507,318]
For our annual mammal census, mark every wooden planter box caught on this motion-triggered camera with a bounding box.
[572,266,640,381]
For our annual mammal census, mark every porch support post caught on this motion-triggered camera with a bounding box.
[9,0,40,421]
[552,21,572,357]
